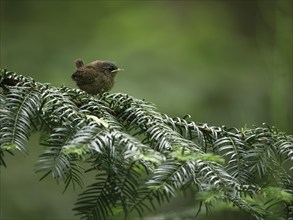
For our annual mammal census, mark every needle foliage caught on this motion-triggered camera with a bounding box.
[1,69,293,220]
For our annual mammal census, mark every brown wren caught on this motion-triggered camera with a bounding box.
[71,59,123,95]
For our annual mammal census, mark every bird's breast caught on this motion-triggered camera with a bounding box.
[77,76,115,95]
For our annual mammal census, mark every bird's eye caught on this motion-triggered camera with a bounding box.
[108,66,116,71]
[102,63,118,74]
[104,65,117,73]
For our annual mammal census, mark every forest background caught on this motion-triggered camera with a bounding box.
[1,1,292,219]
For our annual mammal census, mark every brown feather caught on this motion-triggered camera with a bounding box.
[71,59,121,95]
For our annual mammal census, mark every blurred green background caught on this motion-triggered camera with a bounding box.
[1,0,292,219]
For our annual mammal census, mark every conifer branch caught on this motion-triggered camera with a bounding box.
[1,69,292,220]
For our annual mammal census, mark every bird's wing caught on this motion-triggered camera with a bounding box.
[71,66,97,84]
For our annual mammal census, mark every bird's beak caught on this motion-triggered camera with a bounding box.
[111,68,124,73]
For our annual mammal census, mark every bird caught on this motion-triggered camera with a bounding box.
[71,59,123,95]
